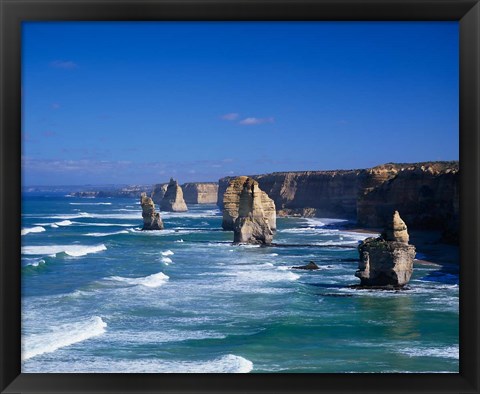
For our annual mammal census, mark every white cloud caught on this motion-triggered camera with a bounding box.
[50,60,78,69]
[221,113,239,121]
[238,117,274,126]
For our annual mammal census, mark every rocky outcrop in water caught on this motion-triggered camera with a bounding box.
[182,183,218,204]
[222,176,276,232]
[160,178,188,212]
[355,211,415,287]
[292,261,320,270]
[140,192,164,230]
[219,177,274,244]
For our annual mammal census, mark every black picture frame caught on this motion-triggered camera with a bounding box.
[1,0,478,393]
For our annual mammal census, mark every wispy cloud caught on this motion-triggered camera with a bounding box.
[50,60,78,69]
[221,113,239,121]
[51,103,61,109]
[238,117,274,126]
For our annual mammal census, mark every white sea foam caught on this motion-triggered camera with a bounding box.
[25,259,46,267]
[74,222,133,227]
[50,224,59,228]
[397,346,459,360]
[161,250,174,256]
[175,239,184,243]
[22,244,107,257]
[22,316,107,361]
[107,272,169,288]
[84,230,129,237]
[304,217,348,227]
[161,257,173,264]
[161,209,220,219]
[42,212,93,220]
[69,202,112,205]
[23,354,253,373]
[21,226,46,236]
[56,220,73,226]
[229,268,300,282]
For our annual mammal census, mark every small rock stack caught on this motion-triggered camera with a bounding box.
[140,192,164,230]
[355,211,416,287]
[160,178,188,212]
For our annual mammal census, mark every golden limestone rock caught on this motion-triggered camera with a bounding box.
[233,177,275,244]
[222,176,276,232]
[355,211,415,287]
[140,192,164,230]
[382,210,409,243]
[160,178,188,212]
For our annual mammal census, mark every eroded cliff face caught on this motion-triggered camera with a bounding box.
[219,170,363,219]
[230,177,275,244]
[217,161,459,238]
[222,176,276,232]
[357,162,459,230]
[182,183,218,204]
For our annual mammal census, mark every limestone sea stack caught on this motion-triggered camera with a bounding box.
[160,178,188,212]
[232,177,276,244]
[222,176,276,232]
[140,192,164,230]
[151,183,168,204]
[355,211,416,287]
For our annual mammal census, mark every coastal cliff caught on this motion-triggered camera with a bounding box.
[218,161,459,237]
[357,162,459,231]
[182,183,218,204]
[152,182,218,205]
[219,170,367,218]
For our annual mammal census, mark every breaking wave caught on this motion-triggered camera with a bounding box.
[22,244,107,257]
[22,316,107,361]
[106,272,169,288]
[21,226,46,236]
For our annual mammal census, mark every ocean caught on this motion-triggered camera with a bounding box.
[21,193,459,373]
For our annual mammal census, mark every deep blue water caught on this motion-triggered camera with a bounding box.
[21,194,459,373]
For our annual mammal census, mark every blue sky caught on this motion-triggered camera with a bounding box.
[22,22,459,186]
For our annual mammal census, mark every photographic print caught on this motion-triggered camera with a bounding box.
[21,21,459,373]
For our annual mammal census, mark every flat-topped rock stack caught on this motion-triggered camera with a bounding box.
[160,178,188,212]
[355,211,416,287]
[231,177,276,244]
[222,176,276,232]
[140,192,164,230]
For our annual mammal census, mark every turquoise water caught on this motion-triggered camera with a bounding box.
[21,193,459,373]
